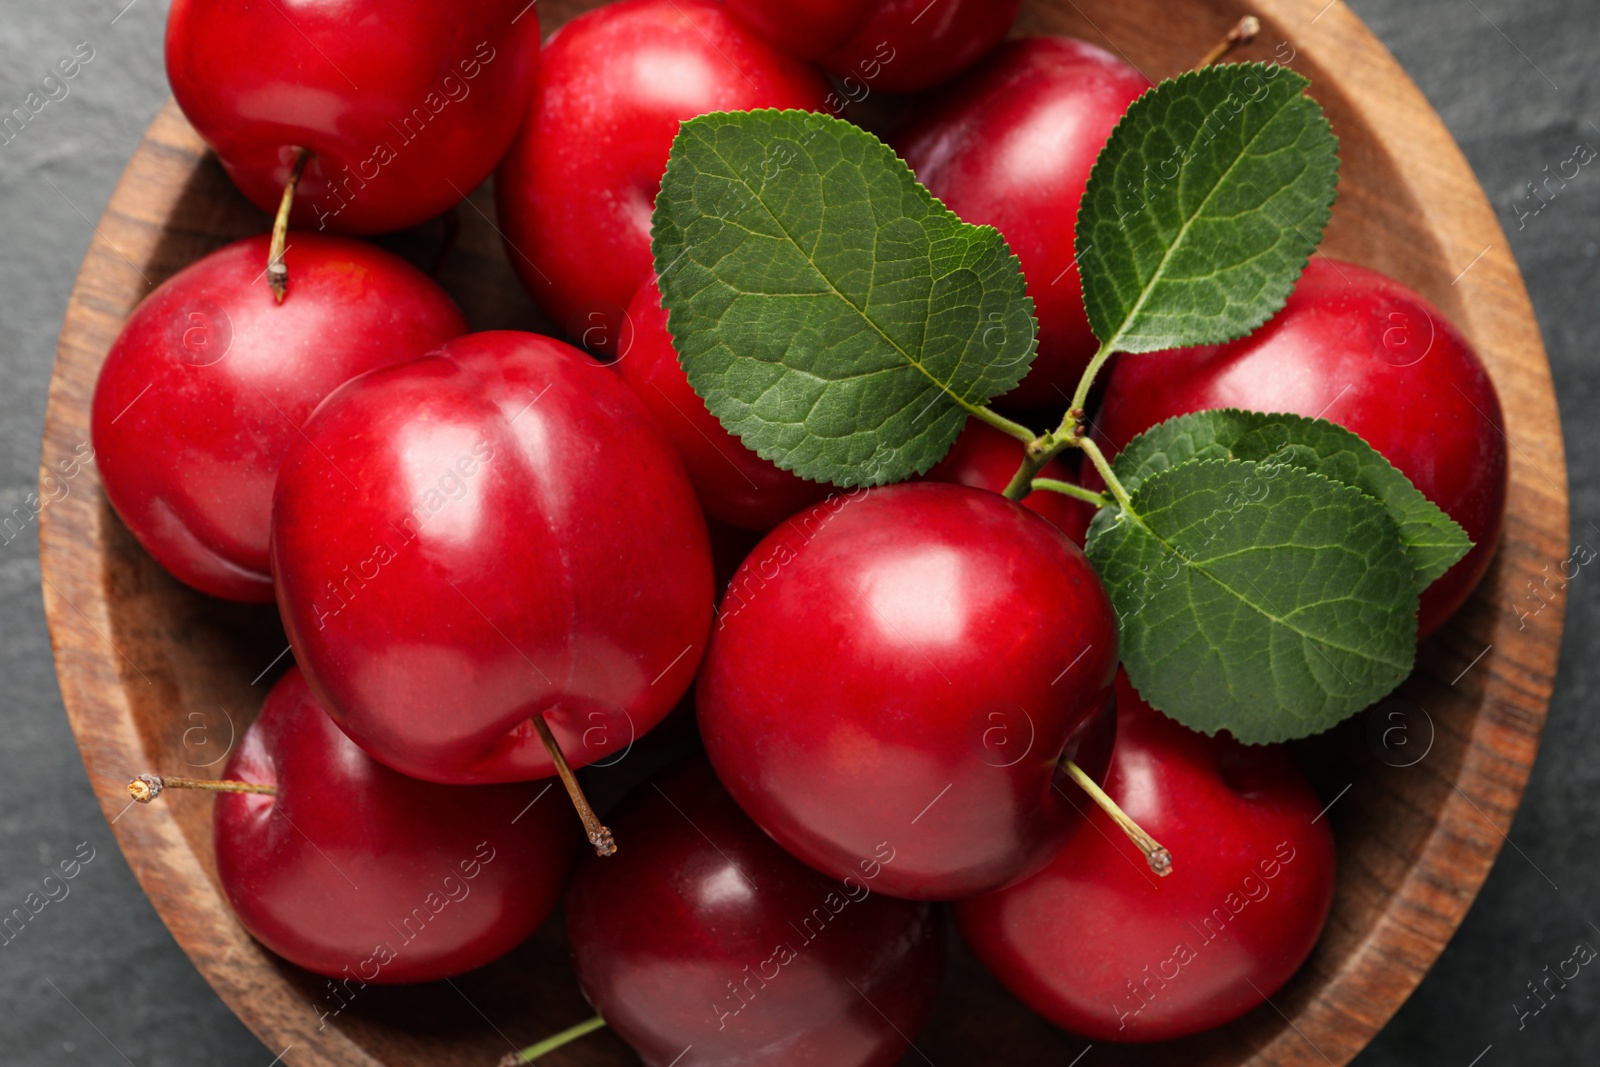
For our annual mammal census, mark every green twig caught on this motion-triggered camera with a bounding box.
[1031,478,1112,508]
[970,404,1037,444]
[1076,437,1136,514]
[1067,339,1118,426]
[998,336,1124,504]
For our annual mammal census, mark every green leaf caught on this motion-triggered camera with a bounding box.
[650,109,1036,487]
[1112,409,1472,587]
[1086,459,1416,742]
[1077,63,1339,354]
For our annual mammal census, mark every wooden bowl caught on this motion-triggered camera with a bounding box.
[39,1,1568,1064]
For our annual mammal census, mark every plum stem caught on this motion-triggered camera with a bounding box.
[498,1014,608,1065]
[267,148,311,303]
[1194,15,1261,70]
[531,714,616,857]
[128,774,276,803]
[1062,760,1173,876]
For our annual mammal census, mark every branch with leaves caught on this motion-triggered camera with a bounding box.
[650,62,1471,744]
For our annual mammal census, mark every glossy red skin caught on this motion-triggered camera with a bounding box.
[90,234,465,602]
[728,0,1022,94]
[494,0,831,351]
[700,483,1120,900]
[928,419,1094,544]
[166,0,540,235]
[271,331,714,784]
[955,673,1336,1042]
[617,275,833,530]
[895,38,1151,407]
[1094,258,1508,637]
[723,0,873,62]
[215,667,577,984]
[567,756,943,1067]
[823,0,1024,94]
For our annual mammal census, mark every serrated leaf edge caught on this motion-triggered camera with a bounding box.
[1111,407,1473,586]
[1088,456,1419,743]
[649,109,1039,486]
[1076,62,1342,354]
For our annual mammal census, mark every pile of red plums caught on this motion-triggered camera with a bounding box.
[94,1,1506,1063]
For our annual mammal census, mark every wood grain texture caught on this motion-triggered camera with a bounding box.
[37,1,1567,1065]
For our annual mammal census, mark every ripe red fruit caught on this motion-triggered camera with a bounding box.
[895,38,1151,406]
[954,673,1336,1042]
[1093,257,1508,636]
[495,0,831,352]
[271,331,714,784]
[928,419,1093,544]
[166,0,541,234]
[700,482,1119,900]
[91,234,466,602]
[214,667,576,985]
[726,0,1023,94]
[566,756,943,1066]
[722,0,872,65]
[616,274,832,531]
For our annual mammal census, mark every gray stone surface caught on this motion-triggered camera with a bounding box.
[0,1,1593,1063]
